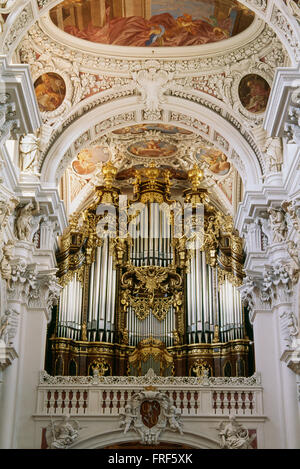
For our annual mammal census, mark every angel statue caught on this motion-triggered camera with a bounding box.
[267,207,287,243]
[218,415,255,449]
[120,404,137,434]
[164,405,183,435]
[15,201,40,241]
[46,415,80,449]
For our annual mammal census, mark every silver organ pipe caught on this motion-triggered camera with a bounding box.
[84,239,117,343]
[56,197,245,348]
[57,273,83,339]
[185,248,245,344]
[127,202,174,346]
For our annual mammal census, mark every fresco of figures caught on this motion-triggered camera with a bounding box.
[128,140,178,158]
[72,147,110,178]
[34,73,66,112]
[196,148,231,176]
[50,0,254,47]
[238,74,271,114]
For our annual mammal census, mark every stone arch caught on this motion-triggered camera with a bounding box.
[40,95,263,191]
[70,429,220,449]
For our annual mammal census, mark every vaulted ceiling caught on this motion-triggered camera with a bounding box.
[5,0,297,220]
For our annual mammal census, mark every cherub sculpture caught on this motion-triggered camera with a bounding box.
[46,415,80,449]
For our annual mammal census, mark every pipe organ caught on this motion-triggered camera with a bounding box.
[49,162,251,377]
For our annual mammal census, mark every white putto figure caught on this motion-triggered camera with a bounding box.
[218,415,255,449]
[46,415,80,449]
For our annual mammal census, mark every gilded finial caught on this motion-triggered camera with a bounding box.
[188,164,204,191]
[102,161,117,188]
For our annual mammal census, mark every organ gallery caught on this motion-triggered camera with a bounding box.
[49,160,252,378]
[0,0,299,451]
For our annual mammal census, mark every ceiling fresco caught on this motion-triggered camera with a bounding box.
[50,0,254,47]
[61,123,238,217]
[71,146,110,178]
[127,140,178,158]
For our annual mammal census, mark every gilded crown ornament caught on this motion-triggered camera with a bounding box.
[102,160,117,188]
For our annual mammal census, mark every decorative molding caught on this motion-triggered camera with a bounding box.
[270,5,300,63]
[39,369,262,387]
[2,3,34,54]
[0,56,41,136]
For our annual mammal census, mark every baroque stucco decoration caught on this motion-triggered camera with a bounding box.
[218,415,256,449]
[119,382,183,445]
[45,415,80,449]
[12,14,290,191]
[1,0,299,67]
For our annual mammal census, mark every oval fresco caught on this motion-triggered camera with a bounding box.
[238,74,270,114]
[196,149,230,175]
[50,0,254,47]
[128,140,177,158]
[34,73,66,112]
[72,146,110,177]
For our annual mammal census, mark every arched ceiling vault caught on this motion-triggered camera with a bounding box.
[2,0,298,219]
[15,6,290,196]
[41,96,262,189]
[1,0,300,65]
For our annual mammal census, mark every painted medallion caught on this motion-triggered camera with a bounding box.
[238,74,270,114]
[140,400,161,428]
[196,149,231,175]
[34,73,66,112]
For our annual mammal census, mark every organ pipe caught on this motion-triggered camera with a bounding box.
[54,161,248,376]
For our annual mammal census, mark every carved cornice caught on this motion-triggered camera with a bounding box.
[0,56,41,136]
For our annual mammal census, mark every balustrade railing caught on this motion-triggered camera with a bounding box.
[36,371,263,417]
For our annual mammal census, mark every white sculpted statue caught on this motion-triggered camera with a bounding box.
[267,207,287,243]
[280,312,299,349]
[0,309,18,346]
[46,415,79,449]
[218,415,255,449]
[164,405,183,435]
[120,404,137,434]
[262,137,283,174]
[19,134,40,174]
[15,201,40,241]
[0,240,15,285]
